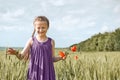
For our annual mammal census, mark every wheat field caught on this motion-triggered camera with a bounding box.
[0,49,120,80]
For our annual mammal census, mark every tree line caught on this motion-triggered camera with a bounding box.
[71,28,120,52]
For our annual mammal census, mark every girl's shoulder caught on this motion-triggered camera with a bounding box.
[27,37,34,46]
[48,37,55,46]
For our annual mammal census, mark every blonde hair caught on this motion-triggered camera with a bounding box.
[32,16,49,37]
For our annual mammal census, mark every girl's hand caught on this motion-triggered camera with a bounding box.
[6,48,17,55]
[59,51,68,60]
[61,56,66,60]
[59,55,67,60]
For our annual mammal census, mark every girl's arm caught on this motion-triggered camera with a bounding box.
[51,39,63,62]
[7,38,33,60]
[19,38,33,60]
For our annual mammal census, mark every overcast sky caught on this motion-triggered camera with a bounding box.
[0,0,120,48]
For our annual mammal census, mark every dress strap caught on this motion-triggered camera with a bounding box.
[48,37,52,42]
[32,37,35,41]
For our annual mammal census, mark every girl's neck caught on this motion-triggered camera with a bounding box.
[36,35,47,42]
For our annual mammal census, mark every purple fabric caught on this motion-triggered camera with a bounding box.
[27,37,56,80]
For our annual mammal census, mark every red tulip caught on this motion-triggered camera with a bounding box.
[59,51,65,58]
[71,46,77,52]
[7,48,16,55]
[74,55,78,60]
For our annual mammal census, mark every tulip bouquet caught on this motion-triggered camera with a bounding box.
[58,45,78,60]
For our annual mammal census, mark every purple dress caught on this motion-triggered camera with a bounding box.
[27,37,56,80]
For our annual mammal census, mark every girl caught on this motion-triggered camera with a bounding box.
[7,16,65,80]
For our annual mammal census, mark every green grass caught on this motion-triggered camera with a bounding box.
[55,51,120,80]
[0,50,120,80]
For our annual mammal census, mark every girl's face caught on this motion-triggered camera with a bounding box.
[34,21,48,37]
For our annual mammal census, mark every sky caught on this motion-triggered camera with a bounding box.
[0,0,120,48]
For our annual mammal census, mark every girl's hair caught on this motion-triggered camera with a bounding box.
[32,16,49,37]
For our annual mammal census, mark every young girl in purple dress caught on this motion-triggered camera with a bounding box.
[7,16,65,80]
